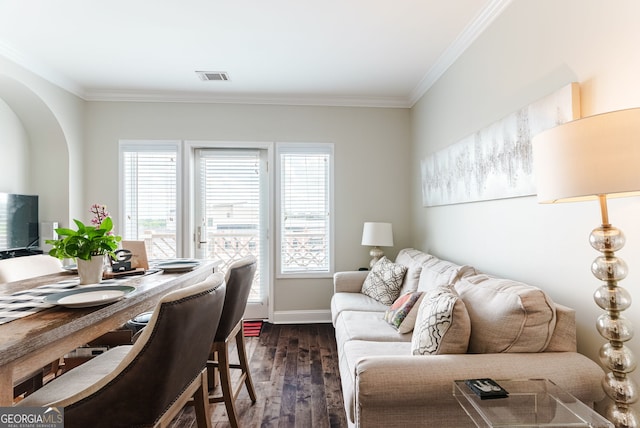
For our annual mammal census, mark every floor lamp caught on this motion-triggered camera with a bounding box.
[532,108,640,428]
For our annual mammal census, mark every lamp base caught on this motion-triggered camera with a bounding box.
[604,402,639,428]
[590,196,638,428]
[369,247,384,269]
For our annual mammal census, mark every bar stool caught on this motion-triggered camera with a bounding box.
[208,256,258,428]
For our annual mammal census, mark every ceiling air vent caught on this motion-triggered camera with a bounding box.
[196,71,230,81]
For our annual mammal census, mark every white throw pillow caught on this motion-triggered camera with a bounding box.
[361,257,407,305]
[411,285,470,355]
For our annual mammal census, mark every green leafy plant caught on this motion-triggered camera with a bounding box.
[46,216,122,261]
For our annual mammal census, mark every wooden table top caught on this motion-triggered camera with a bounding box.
[0,260,217,405]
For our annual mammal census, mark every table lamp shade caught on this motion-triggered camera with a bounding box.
[532,108,640,203]
[361,222,393,247]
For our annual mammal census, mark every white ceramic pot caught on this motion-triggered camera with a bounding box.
[76,255,105,285]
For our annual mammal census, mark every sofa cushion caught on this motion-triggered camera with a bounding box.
[361,257,407,305]
[394,248,434,295]
[335,311,412,354]
[331,292,389,325]
[455,274,557,353]
[417,257,476,292]
[411,285,470,355]
[383,291,424,333]
[339,340,413,424]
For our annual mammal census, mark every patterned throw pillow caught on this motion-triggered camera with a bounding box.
[411,285,470,355]
[384,291,424,332]
[361,257,408,305]
[397,292,426,333]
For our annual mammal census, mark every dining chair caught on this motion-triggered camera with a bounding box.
[16,272,227,428]
[0,254,63,284]
[208,255,258,428]
[1,254,65,398]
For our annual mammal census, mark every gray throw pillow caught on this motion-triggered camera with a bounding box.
[361,256,407,305]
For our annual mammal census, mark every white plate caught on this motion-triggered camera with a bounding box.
[44,286,135,308]
[156,260,201,272]
[62,264,78,273]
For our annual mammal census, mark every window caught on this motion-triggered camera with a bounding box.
[277,144,334,276]
[118,140,334,281]
[119,141,180,259]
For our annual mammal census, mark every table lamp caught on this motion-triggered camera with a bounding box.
[361,222,393,268]
[532,107,640,428]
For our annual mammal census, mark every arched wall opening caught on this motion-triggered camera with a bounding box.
[0,74,70,226]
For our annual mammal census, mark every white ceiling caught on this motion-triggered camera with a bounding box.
[0,0,510,108]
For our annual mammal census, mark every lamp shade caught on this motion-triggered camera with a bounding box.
[361,222,393,247]
[532,108,640,203]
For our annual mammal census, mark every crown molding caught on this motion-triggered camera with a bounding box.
[0,0,510,109]
[408,0,513,106]
[0,40,84,98]
[83,89,412,108]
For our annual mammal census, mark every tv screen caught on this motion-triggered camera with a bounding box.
[0,193,39,253]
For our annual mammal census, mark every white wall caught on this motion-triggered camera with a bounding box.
[0,97,29,192]
[84,101,412,318]
[0,56,85,225]
[411,0,640,411]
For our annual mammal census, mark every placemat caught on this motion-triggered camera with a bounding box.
[0,281,81,325]
[0,270,159,326]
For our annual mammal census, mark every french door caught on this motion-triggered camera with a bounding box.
[193,148,269,319]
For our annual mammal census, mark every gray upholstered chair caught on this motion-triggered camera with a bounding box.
[16,272,227,428]
[208,255,258,428]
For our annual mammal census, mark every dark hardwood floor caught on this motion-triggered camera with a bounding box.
[169,323,347,428]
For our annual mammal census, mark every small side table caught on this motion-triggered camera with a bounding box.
[453,378,613,428]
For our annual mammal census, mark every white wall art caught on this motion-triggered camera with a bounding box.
[421,83,580,207]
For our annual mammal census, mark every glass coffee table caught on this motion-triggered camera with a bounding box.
[453,379,613,427]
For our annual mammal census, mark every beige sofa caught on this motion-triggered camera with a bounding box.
[331,248,606,427]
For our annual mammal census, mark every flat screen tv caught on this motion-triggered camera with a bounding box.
[0,193,39,254]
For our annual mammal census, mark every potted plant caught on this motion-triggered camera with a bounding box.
[47,204,122,284]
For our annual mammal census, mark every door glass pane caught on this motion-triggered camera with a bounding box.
[196,149,265,302]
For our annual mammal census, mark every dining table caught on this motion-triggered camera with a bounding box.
[0,260,219,406]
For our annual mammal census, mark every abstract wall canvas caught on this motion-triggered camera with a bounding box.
[421,83,580,207]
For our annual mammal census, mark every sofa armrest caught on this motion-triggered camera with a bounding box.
[545,303,577,352]
[334,271,369,293]
[355,352,604,409]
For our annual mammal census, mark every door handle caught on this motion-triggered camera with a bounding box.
[196,226,207,249]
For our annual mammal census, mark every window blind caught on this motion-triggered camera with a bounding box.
[121,147,178,259]
[198,150,261,233]
[279,149,331,274]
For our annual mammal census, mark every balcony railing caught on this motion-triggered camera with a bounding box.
[140,229,328,300]
[141,230,262,300]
